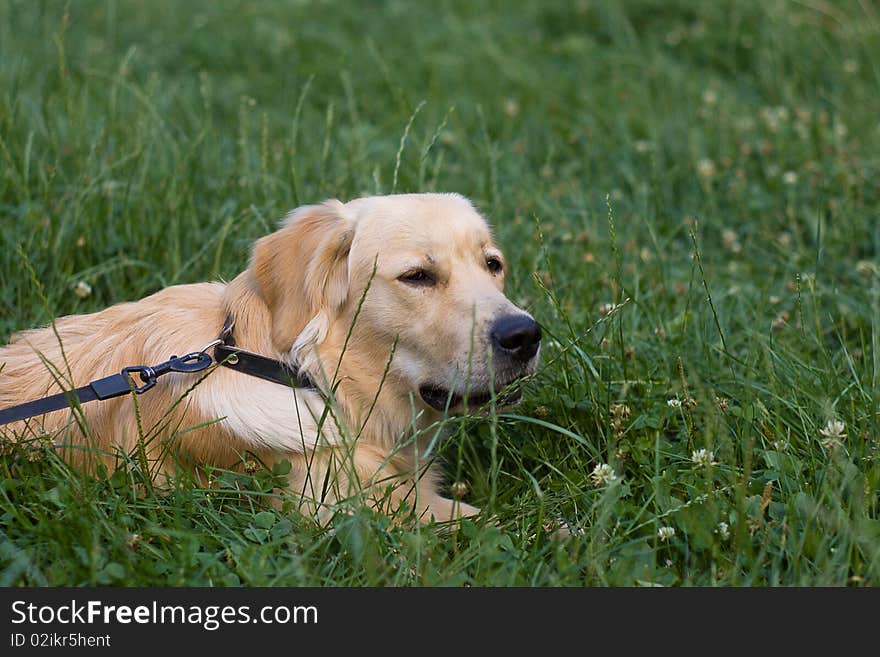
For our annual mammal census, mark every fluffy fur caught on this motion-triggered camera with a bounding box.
[0,193,540,524]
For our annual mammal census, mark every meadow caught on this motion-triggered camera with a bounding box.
[0,0,878,586]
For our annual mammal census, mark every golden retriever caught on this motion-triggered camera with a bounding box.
[0,193,541,524]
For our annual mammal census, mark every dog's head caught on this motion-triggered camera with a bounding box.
[252,193,540,412]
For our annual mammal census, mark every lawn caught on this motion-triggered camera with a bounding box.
[0,0,878,586]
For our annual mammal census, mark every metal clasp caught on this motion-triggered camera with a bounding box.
[121,352,213,394]
[121,366,158,394]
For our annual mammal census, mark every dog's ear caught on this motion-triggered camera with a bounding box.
[251,200,355,352]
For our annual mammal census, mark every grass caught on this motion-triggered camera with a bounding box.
[1,0,878,586]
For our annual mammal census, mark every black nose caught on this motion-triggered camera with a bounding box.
[491,315,542,361]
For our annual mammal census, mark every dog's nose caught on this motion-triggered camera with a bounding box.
[491,315,542,361]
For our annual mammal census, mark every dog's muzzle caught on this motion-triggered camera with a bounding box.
[418,314,540,411]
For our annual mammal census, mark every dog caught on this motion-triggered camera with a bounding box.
[0,193,541,524]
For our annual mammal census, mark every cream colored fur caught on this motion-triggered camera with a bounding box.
[0,193,539,524]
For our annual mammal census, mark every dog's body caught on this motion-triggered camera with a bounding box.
[0,193,541,523]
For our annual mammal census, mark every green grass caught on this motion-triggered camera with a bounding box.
[1,0,879,586]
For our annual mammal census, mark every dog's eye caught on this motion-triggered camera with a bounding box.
[398,269,436,286]
[486,257,504,274]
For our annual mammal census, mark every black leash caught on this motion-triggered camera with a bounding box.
[0,314,312,427]
[0,352,212,426]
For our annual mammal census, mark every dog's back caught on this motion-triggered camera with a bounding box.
[0,282,227,472]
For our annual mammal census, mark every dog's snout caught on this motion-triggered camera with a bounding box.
[491,315,542,361]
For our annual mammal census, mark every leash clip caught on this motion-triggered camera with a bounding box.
[122,352,213,393]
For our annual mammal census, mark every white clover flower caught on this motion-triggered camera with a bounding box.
[697,158,717,178]
[658,526,675,541]
[782,171,798,185]
[667,398,682,409]
[590,463,619,487]
[819,419,847,449]
[820,419,846,439]
[73,281,92,299]
[760,107,781,132]
[691,449,717,468]
[716,521,730,540]
[721,228,741,253]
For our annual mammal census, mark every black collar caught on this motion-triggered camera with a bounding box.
[213,315,314,389]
